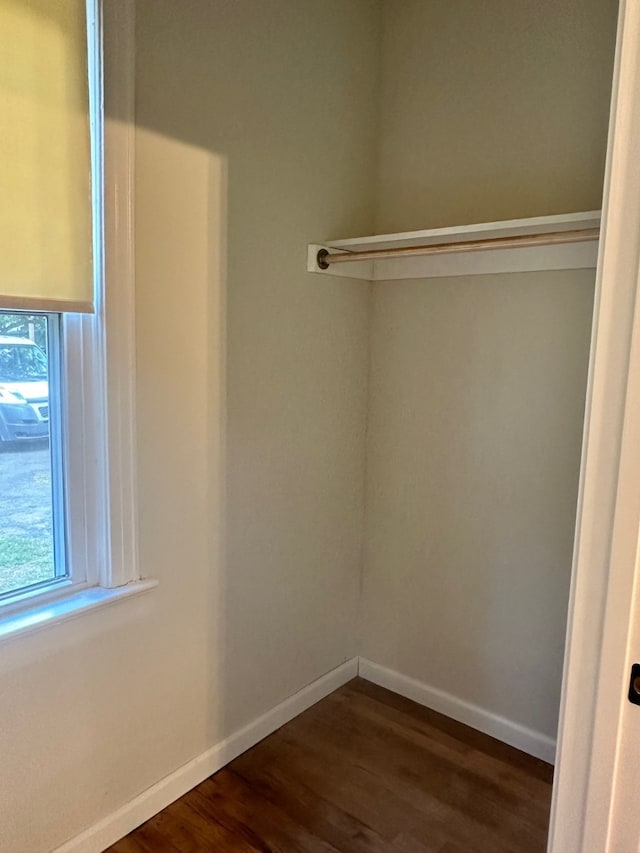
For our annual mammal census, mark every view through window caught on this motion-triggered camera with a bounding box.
[0,311,66,598]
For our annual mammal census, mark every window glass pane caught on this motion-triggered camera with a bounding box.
[0,312,65,598]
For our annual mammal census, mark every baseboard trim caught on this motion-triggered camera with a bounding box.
[358,658,557,764]
[53,657,358,853]
[53,654,555,852]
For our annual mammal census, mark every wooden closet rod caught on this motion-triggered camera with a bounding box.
[316,227,600,268]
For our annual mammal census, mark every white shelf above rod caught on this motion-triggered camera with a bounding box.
[307,210,601,282]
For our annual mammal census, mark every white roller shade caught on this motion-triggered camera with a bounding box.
[0,0,93,313]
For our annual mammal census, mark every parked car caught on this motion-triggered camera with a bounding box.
[0,336,49,443]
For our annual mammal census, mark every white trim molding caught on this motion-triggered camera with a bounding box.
[52,658,359,853]
[100,0,139,588]
[358,658,556,764]
[0,580,157,645]
[548,2,640,851]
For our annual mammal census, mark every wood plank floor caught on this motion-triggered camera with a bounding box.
[108,678,553,852]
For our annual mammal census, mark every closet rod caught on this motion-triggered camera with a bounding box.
[316,227,600,268]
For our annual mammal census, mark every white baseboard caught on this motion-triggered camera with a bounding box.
[358,658,557,764]
[53,657,358,853]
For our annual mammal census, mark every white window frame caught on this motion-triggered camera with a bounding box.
[0,0,156,637]
[85,0,139,591]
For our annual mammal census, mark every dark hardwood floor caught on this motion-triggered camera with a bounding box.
[108,678,553,852]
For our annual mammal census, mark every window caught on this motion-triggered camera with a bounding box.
[0,2,151,631]
[0,312,65,599]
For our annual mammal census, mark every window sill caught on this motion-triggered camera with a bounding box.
[0,579,158,644]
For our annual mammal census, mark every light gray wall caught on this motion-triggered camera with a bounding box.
[361,270,595,736]
[375,0,618,232]
[134,0,379,733]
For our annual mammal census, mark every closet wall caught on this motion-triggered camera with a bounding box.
[360,0,618,740]
[134,0,379,735]
[374,0,618,233]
